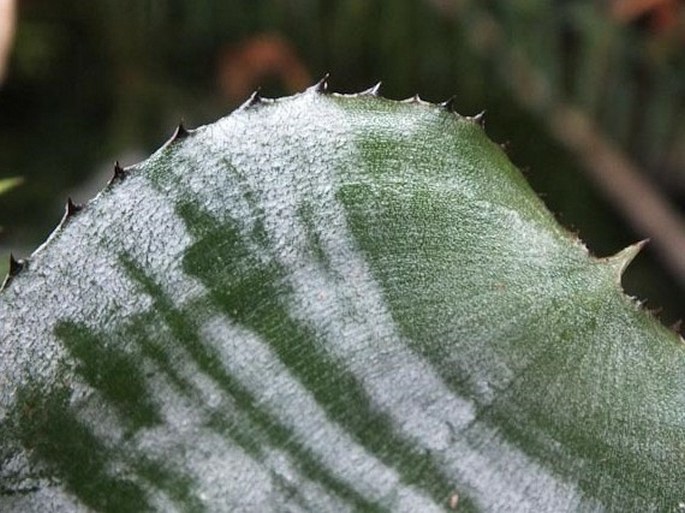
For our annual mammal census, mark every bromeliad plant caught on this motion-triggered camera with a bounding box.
[0,80,683,513]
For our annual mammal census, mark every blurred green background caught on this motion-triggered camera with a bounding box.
[0,0,683,326]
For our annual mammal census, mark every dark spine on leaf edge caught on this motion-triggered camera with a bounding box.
[58,197,83,230]
[241,90,263,109]
[440,96,456,111]
[471,111,486,127]
[107,161,127,187]
[312,74,330,94]
[8,254,23,277]
[1,254,26,291]
[171,122,190,141]
[65,198,82,218]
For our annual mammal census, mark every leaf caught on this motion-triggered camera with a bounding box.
[0,84,683,512]
[0,176,22,196]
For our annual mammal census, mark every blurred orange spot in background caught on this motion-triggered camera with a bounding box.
[216,34,311,103]
[611,0,683,33]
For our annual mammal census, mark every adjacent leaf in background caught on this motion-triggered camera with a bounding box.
[0,87,683,512]
[0,176,22,196]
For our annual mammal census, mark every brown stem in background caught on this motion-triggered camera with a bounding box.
[0,0,16,85]
[610,0,674,22]
[549,106,685,284]
[430,0,685,287]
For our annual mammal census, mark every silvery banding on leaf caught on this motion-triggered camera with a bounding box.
[1,81,684,513]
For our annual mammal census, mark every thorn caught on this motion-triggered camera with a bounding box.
[240,88,262,109]
[65,197,83,218]
[1,254,24,291]
[114,161,126,179]
[60,197,83,226]
[162,121,191,149]
[671,319,683,333]
[606,239,649,284]
[172,122,190,141]
[312,73,330,94]
[8,253,23,277]
[440,96,456,111]
[360,82,382,96]
[401,94,422,103]
[471,110,486,127]
[108,161,127,186]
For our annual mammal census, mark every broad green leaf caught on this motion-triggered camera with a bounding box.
[0,85,683,512]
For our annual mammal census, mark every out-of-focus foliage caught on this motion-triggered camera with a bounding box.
[0,0,682,320]
[0,177,21,196]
